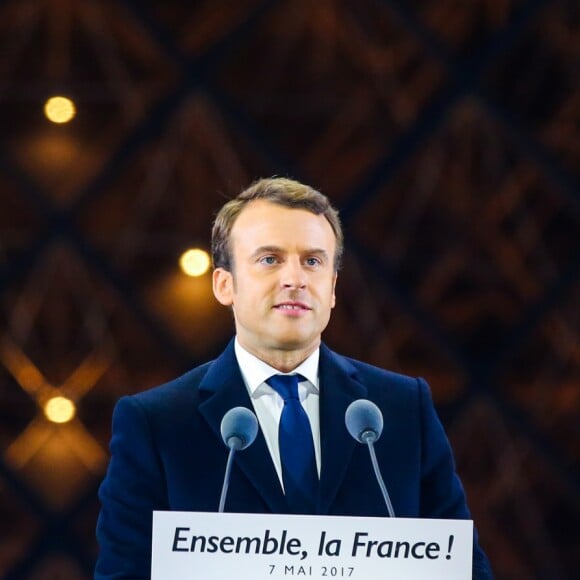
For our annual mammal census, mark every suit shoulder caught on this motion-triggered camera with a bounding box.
[124,359,214,410]
[335,353,430,408]
[344,355,420,388]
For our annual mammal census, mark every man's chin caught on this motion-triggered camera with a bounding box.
[268,333,318,352]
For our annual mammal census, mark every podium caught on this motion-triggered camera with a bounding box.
[152,511,473,579]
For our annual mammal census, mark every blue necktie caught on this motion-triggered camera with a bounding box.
[267,374,318,514]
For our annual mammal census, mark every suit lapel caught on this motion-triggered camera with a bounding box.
[317,344,367,514]
[198,341,288,513]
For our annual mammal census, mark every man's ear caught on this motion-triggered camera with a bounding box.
[212,268,234,306]
[331,272,337,308]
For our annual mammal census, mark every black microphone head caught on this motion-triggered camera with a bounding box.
[220,407,259,450]
[345,399,384,443]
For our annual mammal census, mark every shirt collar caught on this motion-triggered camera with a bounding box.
[234,337,319,397]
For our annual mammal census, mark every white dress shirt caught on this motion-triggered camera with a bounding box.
[234,338,321,491]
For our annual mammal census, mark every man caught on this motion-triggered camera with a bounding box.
[95,177,492,578]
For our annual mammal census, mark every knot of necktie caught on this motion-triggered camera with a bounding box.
[266,374,303,401]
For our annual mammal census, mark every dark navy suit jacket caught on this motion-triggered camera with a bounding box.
[95,340,492,578]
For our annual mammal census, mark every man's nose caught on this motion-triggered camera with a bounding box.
[280,258,306,288]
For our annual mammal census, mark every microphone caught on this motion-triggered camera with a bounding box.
[218,407,258,512]
[345,399,396,517]
[345,399,383,444]
[221,406,259,450]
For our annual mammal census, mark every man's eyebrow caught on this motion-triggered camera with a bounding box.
[250,246,330,259]
[306,248,329,257]
[251,245,285,258]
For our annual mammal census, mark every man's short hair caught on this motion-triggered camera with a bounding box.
[211,177,343,272]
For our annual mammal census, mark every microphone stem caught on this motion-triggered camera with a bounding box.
[218,447,236,513]
[366,440,395,518]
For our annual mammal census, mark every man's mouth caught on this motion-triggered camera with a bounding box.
[274,302,311,311]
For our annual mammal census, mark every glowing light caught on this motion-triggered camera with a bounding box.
[44,96,76,124]
[44,396,76,424]
[179,248,211,277]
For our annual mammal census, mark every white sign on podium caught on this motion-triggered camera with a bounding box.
[152,511,472,579]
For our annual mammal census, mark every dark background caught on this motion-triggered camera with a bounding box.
[0,1,578,578]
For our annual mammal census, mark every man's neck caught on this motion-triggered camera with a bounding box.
[237,339,320,373]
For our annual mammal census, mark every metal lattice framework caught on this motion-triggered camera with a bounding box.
[0,1,578,578]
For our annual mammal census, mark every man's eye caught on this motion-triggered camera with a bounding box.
[260,256,277,265]
[306,257,321,266]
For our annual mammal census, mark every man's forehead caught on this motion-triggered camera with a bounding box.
[230,201,336,254]
[232,201,331,234]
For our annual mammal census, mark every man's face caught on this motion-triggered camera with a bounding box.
[213,200,337,361]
